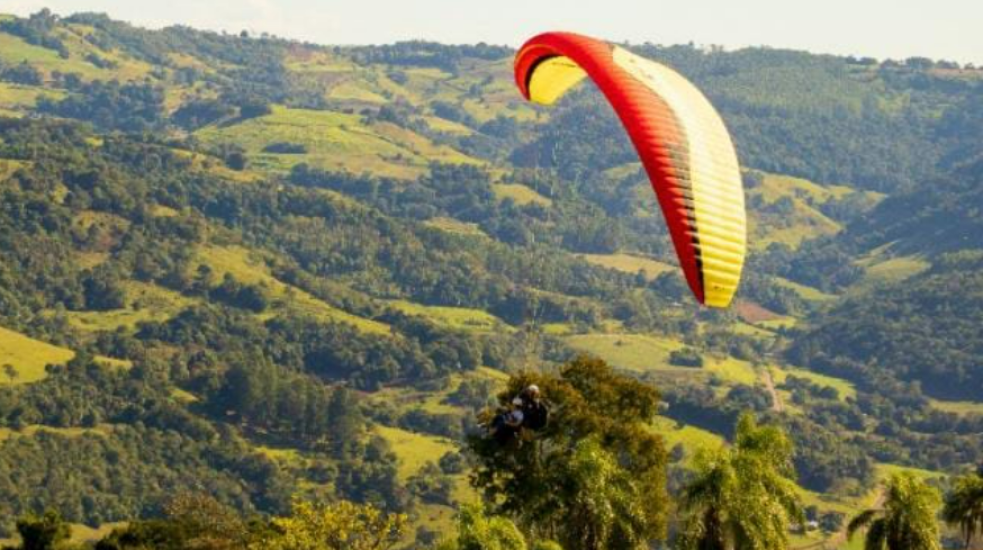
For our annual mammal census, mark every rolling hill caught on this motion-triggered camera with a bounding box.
[0,8,980,548]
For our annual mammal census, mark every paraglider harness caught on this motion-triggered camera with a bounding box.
[487,391,550,447]
[520,396,549,431]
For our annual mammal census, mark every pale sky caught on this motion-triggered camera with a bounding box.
[5,0,983,65]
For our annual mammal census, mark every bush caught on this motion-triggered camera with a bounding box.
[669,348,704,368]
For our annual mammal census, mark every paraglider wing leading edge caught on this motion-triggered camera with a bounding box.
[514,32,747,307]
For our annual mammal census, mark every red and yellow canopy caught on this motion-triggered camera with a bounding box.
[515,32,746,307]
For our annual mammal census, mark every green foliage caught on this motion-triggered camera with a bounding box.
[676,413,804,550]
[468,357,668,549]
[942,470,983,548]
[847,473,941,550]
[10,510,70,550]
[436,502,527,550]
[256,499,407,550]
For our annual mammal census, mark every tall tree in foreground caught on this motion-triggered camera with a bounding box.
[943,469,983,549]
[258,500,407,550]
[676,413,804,550]
[434,502,528,550]
[468,356,668,550]
[847,472,941,550]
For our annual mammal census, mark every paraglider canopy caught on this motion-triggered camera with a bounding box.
[514,32,747,308]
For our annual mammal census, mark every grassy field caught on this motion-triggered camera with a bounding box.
[705,356,760,386]
[423,216,488,238]
[758,316,799,330]
[65,281,196,332]
[564,332,763,386]
[862,255,930,284]
[578,253,675,280]
[374,425,459,482]
[772,365,858,401]
[773,276,836,302]
[422,115,474,135]
[744,171,884,250]
[0,26,150,81]
[929,398,983,415]
[563,333,684,372]
[0,82,65,110]
[652,416,725,463]
[195,106,480,179]
[386,300,508,332]
[491,183,552,207]
[0,325,74,384]
[196,244,389,334]
[0,159,27,181]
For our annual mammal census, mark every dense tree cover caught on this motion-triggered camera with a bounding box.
[469,357,668,549]
[789,252,983,400]
[37,81,167,133]
[348,41,512,73]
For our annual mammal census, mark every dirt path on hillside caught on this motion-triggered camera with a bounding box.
[762,368,784,413]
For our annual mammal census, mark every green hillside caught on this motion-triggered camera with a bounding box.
[0,9,980,549]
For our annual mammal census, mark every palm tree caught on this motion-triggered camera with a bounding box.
[847,472,941,550]
[677,413,804,550]
[943,469,983,549]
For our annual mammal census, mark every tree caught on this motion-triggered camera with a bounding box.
[12,510,70,550]
[847,473,941,550]
[468,356,668,549]
[434,502,528,550]
[3,363,17,383]
[256,500,406,550]
[943,470,983,549]
[676,412,804,550]
[96,492,253,549]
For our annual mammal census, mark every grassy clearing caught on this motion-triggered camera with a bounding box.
[0,159,27,181]
[755,172,854,204]
[0,27,150,81]
[758,316,799,330]
[196,106,479,179]
[772,365,857,401]
[564,333,684,372]
[929,398,983,415]
[862,255,930,284]
[704,356,760,386]
[327,80,388,103]
[542,323,573,335]
[562,332,729,385]
[386,300,507,332]
[197,245,389,334]
[423,216,488,238]
[0,325,74,384]
[652,417,725,463]
[578,253,675,280]
[422,116,474,135]
[374,425,458,482]
[748,171,861,250]
[491,183,552,207]
[65,281,196,332]
[0,82,65,109]
[772,276,836,302]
